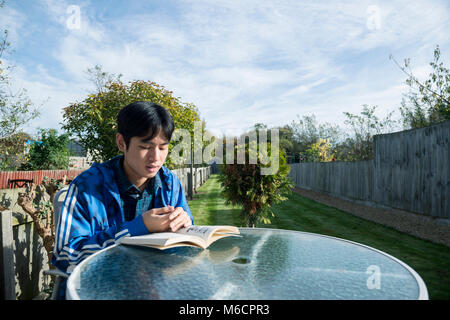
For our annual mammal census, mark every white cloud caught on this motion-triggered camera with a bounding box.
[3,0,449,137]
[6,62,87,136]
[0,4,26,46]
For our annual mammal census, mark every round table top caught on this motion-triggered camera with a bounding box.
[66,228,428,300]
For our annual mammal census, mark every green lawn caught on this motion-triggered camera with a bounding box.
[188,174,450,300]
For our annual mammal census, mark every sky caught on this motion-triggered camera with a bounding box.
[1,0,449,138]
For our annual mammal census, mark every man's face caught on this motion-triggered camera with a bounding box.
[116,130,170,187]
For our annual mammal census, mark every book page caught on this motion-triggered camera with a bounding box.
[176,226,217,240]
[121,232,205,248]
[176,225,240,245]
[120,225,239,250]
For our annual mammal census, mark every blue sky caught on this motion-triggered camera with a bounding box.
[1,0,449,138]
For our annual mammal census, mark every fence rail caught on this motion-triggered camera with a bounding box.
[289,120,450,219]
[172,166,211,198]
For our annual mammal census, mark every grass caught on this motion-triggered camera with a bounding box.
[188,174,450,300]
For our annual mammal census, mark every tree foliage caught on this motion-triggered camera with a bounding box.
[286,114,341,161]
[0,131,31,170]
[304,138,334,162]
[62,77,200,167]
[0,3,40,170]
[392,45,450,129]
[85,64,122,94]
[21,129,71,170]
[276,125,295,154]
[218,133,292,227]
[338,105,396,161]
[279,105,398,162]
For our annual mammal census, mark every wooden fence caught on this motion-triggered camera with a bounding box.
[172,166,211,199]
[0,170,85,189]
[290,161,374,203]
[289,120,450,219]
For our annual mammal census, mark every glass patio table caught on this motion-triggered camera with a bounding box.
[66,228,428,300]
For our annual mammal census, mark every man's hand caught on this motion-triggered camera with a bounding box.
[142,206,192,233]
[168,207,192,232]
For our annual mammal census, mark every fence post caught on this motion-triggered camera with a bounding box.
[188,169,193,201]
[0,210,16,300]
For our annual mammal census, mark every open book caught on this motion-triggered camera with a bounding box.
[120,225,240,250]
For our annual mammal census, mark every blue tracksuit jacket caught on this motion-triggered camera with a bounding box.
[52,156,193,275]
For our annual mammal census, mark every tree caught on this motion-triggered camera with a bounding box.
[0,29,9,90]
[290,114,341,154]
[0,2,40,170]
[0,131,31,170]
[17,177,68,272]
[282,114,342,162]
[62,79,201,167]
[20,129,71,170]
[0,1,9,89]
[391,45,450,129]
[275,124,297,159]
[85,64,122,94]
[218,131,292,227]
[304,138,334,162]
[339,104,397,161]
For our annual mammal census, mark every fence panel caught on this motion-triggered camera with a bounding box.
[289,161,374,202]
[0,170,85,189]
[373,121,450,218]
[172,166,211,198]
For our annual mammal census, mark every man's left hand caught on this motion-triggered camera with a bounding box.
[168,207,192,232]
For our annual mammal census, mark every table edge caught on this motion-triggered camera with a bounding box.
[66,227,428,300]
[66,243,120,300]
[242,227,429,300]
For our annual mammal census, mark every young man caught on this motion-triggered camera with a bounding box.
[52,101,193,298]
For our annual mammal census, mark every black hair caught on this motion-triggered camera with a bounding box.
[117,101,174,149]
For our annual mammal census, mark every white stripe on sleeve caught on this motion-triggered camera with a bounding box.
[56,184,75,253]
